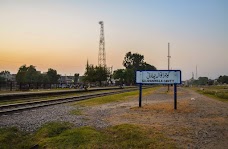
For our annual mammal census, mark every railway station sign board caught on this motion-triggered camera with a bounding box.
[136,70,182,109]
[136,70,181,84]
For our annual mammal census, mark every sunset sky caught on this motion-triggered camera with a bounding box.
[0,0,227,80]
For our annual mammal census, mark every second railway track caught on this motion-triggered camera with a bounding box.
[0,87,140,115]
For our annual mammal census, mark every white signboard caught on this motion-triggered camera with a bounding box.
[136,70,181,84]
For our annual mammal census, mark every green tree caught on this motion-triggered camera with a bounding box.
[198,77,208,85]
[74,73,80,84]
[208,79,214,85]
[0,70,10,75]
[0,76,5,83]
[37,72,43,83]
[26,65,38,84]
[84,65,96,83]
[42,73,50,88]
[16,65,28,84]
[124,68,134,85]
[0,71,10,82]
[141,62,156,70]
[217,75,228,84]
[84,65,108,86]
[16,65,39,89]
[123,52,144,70]
[47,68,60,84]
[122,52,157,85]
[113,69,125,84]
[95,66,109,86]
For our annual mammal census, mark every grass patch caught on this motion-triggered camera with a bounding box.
[0,127,33,149]
[105,124,176,149]
[70,109,83,115]
[0,122,176,149]
[34,122,73,139]
[74,87,159,106]
[190,86,228,102]
[131,100,195,114]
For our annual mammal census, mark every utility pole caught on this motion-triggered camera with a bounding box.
[196,65,198,80]
[98,21,106,68]
[167,43,171,92]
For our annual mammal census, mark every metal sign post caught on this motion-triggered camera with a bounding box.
[136,70,181,109]
[174,84,177,109]
[139,83,142,107]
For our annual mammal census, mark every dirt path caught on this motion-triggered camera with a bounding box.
[80,87,228,149]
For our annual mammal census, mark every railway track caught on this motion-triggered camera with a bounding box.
[0,87,139,115]
[0,86,131,100]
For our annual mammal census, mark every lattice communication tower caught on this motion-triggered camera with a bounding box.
[98,21,106,68]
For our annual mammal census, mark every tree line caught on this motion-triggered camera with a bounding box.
[0,65,80,90]
[190,75,228,86]
[16,65,61,89]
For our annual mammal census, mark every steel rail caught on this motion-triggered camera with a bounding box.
[0,86,135,100]
[0,88,139,115]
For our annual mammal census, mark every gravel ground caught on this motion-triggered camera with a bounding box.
[0,87,227,149]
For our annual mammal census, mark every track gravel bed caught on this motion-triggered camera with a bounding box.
[0,87,227,149]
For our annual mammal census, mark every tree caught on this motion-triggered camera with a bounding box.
[217,75,228,84]
[0,70,10,82]
[95,66,109,86]
[0,76,5,83]
[36,72,43,83]
[141,62,156,71]
[208,79,214,85]
[84,65,96,83]
[123,52,144,70]
[16,65,28,84]
[74,73,80,84]
[16,65,39,89]
[26,65,38,84]
[122,51,157,85]
[198,77,208,85]
[47,68,60,84]
[42,73,50,88]
[113,69,125,84]
[124,68,134,85]
[84,65,108,86]
[0,70,10,76]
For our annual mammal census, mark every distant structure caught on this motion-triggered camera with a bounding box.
[196,65,198,80]
[168,43,171,70]
[98,21,106,68]
[167,43,171,92]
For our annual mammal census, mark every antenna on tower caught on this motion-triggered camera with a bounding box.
[98,21,106,68]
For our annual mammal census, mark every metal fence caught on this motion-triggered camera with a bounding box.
[0,81,64,91]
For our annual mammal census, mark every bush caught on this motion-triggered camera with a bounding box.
[216,92,228,99]
[0,127,33,149]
